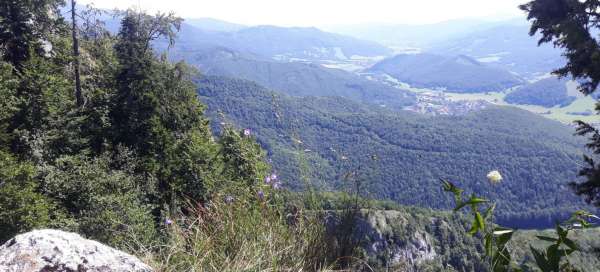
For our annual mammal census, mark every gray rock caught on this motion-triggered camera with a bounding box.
[0,229,153,272]
[325,210,437,271]
[359,211,437,268]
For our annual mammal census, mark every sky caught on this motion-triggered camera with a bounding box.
[77,0,529,27]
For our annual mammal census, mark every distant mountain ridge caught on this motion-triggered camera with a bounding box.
[184,18,246,32]
[325,18,513,47]
[430,24,565,78]
[328,19,565,78]
[368,53,524,93]
[175,46,415,109]
[166,22,392,62]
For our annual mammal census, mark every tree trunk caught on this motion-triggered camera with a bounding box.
[71,0,83,107]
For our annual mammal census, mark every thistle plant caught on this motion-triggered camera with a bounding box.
[442,171,597,272]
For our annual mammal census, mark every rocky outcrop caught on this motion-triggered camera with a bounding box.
[357,210,437,269]
[0,229,152,272]
[325,210,437,270]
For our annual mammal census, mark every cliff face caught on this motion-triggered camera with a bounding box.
[356,210,437,268]
[325,210,446,271]
[325,208,486,271]
[0,229,152,272]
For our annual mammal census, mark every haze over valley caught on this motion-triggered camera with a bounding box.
[151,14,595,125]
[141,13,600,227]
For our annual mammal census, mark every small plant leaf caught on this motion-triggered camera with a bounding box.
[453,201,468,212]
[530,246,551,272]
[546,244,561,271]
[494,227,514,247]
[484,233,493,256]
[563,238,579,251]
[467,211,485,236]
[441,179,464,208]
[484,203,496,221]
[465,195,488,206]
[536,235,558,243]
[493,229,514,236]
[476,212,485,228]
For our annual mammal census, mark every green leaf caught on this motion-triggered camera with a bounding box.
[492,247,512,272]
[556,224,567,240]
[468,211,485,235]
[441,179,464,207]
[453,201,468,212]
[475,212,485,229]
[468,221,478,236]
[484,233,493,256]
[530,246,551,272]
[562,238,579,251]
[484,203,496,221]
[465,195,488,206]
[441,179,462,195]
[536,235,558,243]
[557,248,576,257]
[546,244,561,271]
[494,227,514,247]
[493,228,513,236]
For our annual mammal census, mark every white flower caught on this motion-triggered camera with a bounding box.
[487,170,503,184]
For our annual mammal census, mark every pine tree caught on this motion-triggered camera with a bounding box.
[521,0,600,206]
[111,10,220,210]
[0,0,64,70]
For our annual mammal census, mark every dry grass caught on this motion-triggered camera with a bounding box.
[136,192,343,272]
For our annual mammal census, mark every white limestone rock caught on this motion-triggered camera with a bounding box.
[0,229,152,272]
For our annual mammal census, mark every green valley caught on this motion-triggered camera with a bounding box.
[198,75,593,228]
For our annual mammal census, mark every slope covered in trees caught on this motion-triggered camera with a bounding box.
[182,47,415,109]
[519,0,600,211]
[162,23,392,62]
[368,53,525,93]
[505,77,576,107]
[198,75,591,228]
[0,4,272,249]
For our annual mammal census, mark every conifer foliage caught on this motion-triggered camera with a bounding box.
[520,0,600,207]
[0,3,268,247]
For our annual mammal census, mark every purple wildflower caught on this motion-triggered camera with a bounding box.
[257,190,265,200]
[165,218,173,226]
[224,195,234,204]
[264,176,272,184]
[270,173,278,180]
[243,128,251,136]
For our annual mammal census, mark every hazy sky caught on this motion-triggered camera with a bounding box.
[77,0,529,27]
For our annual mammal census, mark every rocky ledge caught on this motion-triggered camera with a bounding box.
[0,229,152,272]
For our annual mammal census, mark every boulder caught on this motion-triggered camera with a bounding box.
[0,229,152,272]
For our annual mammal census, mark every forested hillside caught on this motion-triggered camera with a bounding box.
[505,77,576,107]
[198,75,591,228]
[431,24,564,77]
[0,2,277,255]
[160,23,392,62]
[368,53,524,92]
[182,47,415,109]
